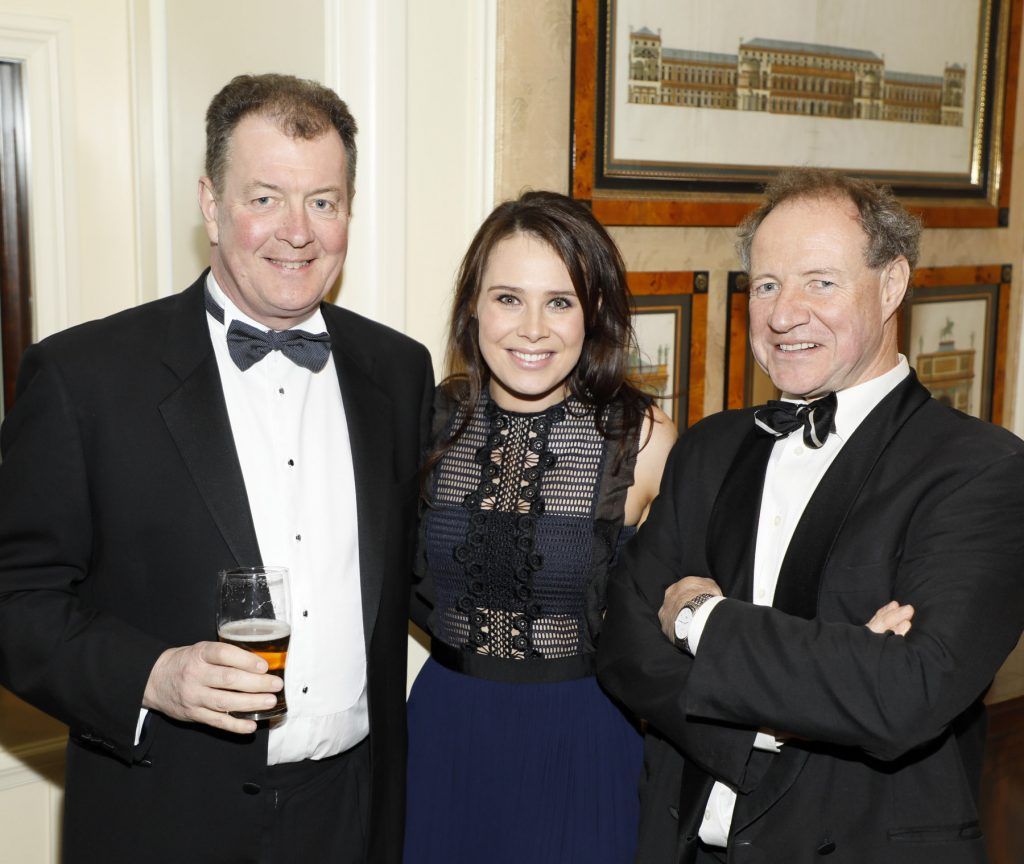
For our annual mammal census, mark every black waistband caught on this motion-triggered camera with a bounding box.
[265,736,368,791]
[430,639,596,683]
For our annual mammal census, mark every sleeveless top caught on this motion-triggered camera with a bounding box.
[415,392,641,683]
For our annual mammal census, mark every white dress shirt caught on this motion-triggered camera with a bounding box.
[137,276,369,762]
[136,273,371,763]
[689,357,910,847]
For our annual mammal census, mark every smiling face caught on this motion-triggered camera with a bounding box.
[747,195,909,399]
[475,232,586,412]
[198,113,350,330]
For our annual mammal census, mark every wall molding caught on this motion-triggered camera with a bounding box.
[324,0,408,331]
[323,0,497,343]
[0,12,78,339]
[128,0,174,304]
[0,735,65,793]
[475,0,498,221]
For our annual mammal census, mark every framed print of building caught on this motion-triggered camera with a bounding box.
[627,30,966,127]
[571,0,1022,227]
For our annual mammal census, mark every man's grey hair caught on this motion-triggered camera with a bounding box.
[736,168,921,275]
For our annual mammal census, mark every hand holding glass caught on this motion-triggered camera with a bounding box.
[216,566,291,720]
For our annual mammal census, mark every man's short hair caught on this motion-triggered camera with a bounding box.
[205,73,358,199]
[736,168,921,275]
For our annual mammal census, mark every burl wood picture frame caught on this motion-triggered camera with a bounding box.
[572,0,1023,228]
[723,271,777,410]
[899,264,1012,424]
[627,270,708,429]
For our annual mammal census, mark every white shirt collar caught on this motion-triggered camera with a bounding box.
[784,355,910,442]
[205,270,328,335]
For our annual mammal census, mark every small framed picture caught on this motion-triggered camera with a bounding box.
[899,265,1012,423]
[627,271,708,429]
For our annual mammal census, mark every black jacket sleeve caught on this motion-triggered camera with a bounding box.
[0,345,169,763]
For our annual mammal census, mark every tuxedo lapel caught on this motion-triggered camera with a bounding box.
[706,426,775,599]
[158,274,262,568]
[773,373,931,619]
[731,373,932,836]
[324,308,396,648]
[159,285,395,646]
[695,412,811,837]
[676,426,773,844]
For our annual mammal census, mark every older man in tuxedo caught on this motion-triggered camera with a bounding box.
[0,74,432,863]
[599,168,1024,863]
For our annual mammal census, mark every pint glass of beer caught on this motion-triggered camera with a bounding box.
[216,566,291,720]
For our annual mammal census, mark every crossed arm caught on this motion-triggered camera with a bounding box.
[658,576,915,643]
[598,437,1024,777]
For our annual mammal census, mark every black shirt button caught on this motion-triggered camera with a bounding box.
[241,782,261,795]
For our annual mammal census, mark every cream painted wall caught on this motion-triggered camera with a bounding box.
[162,0,326,296]
[405,2,495,366]
[0,1,142,853]
[0,0,138,327]
[0,3,149,856]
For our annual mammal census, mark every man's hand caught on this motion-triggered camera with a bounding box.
[865,600,914,636]
[142,642,282,734]
[659,576,724,640]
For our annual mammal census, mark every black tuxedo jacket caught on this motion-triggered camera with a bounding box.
[0,273,433,863]
[598,374,1024,864]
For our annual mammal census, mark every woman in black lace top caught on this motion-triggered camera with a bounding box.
[405,191,675,863]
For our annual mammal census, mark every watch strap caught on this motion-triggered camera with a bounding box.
[676,592,717,653]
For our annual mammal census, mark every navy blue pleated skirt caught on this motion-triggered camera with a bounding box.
[404,657,642,864]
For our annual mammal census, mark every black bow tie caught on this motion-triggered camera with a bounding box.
[204,288,332,373]
[753,392,838,449]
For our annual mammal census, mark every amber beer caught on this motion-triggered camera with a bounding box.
[218,618,291,719]
[216,565,292,721]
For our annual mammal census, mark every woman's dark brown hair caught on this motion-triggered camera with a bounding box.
[425,190,652,481]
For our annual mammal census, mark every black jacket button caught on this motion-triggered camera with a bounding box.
[241,782,261,795]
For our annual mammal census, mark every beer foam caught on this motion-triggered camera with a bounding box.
[218,618,291,641]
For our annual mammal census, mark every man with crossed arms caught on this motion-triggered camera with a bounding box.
[599,168,1024,863]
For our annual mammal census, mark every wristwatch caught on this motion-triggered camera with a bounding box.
[674,592,717,653]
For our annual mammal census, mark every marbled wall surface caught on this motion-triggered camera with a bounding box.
[497,0,1024,424]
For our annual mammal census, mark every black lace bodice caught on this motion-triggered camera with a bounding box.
[415,394,639,664]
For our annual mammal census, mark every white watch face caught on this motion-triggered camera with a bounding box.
[675,606,694,640]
